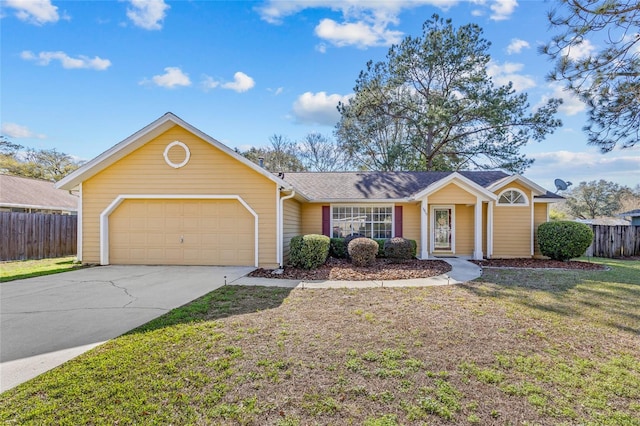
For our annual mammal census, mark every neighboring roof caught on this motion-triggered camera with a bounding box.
[56,112,292,191]
[0,174,78,211]
[282,171,510,201]
[619,209,640,217]
[575,218,630,226]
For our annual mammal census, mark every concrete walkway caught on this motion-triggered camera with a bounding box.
[232,258,482,288]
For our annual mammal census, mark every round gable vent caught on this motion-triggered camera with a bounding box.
[163,141,190,168]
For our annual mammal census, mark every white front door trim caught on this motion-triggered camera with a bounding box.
[430,205,455,254]
[100,194,259,267]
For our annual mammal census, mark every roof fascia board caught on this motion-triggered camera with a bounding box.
[56,113,292,191]
[412,172,497,201]
[533,198,563,203]
[304,198,414,204]
[487,174,546,195]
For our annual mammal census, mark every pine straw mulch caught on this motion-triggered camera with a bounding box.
[471,258,606,270]
[249,257,452,281]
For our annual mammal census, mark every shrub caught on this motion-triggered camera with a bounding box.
[344,234,365,259]
[384,237,414,262]
[289,234,330,269]
[373,239,387,257]
[408,239,417,257]
[330,238,347,259]
[537,221,593,261]
[348,238,379,267]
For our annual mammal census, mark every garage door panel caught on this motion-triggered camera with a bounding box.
[109,199,254,266]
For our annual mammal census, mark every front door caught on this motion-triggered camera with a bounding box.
[433,208,452,251]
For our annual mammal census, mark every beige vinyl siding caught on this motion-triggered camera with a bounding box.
[491,184,534,258]
[301,203,323,236]
[283,198,302,263]
[429,183,477,204]
[82,125,279,267]
[455,204,474,255]
[533,202,548,257]
[396,202,421,255]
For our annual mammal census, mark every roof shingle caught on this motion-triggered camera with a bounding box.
[282,171,511,200]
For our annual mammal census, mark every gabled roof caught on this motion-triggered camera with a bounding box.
[619,209,640,217]
[56,112,292,191]
[283,171,510,201]
[486,174,547,195]
[0,174,78,211]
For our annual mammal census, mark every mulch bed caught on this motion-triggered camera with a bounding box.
[249,257,452,281]
[471,258,606,270]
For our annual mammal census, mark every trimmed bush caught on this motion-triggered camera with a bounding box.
[537,221,593,261]
[408,239,417,257]
[289,234,330,269]
[348,238,379,267]
[329,238,347,259]
[344,234,365,259]
[373,239,387,257]
[384,237,414,262]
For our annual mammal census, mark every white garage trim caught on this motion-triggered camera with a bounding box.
[100,194,259,267]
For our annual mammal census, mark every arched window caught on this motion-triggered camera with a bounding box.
[498,189,528,205]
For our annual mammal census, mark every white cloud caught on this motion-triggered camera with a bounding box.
[1,122,46,139]
[20,50,111,70]
[126,0,169,30]
[562,39,595,61]
[536,83,586,116]
[222,72,255,93]
[202,72,255,93]
[525,149,640,190]
[490,0,518,21]
[268,87,284,96]
[506,38,530,54]
[144,67,191,88]
[487,61,536,91]
[315,18,403,48]
[256,1,459,49]
[4,0,59,25]
[292,91,353,126]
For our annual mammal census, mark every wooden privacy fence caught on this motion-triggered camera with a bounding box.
[585,225,640,258]
[0,212,77,261]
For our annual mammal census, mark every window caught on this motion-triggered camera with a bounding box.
[498,189,528,205]
[332,206,393,239]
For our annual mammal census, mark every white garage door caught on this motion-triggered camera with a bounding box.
[109,199,254,266]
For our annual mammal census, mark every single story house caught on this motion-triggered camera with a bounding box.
[56,113,562,267]
[1,174,78,215]
[619,209,640,226]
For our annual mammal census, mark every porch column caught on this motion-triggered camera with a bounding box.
[473,197,483,260]
[487,201,494,258]
[420,197,428,259]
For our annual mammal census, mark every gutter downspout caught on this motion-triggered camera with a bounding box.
[278,190,296,267]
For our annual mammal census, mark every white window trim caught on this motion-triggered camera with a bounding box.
[497,188,529,206]
[99,194,259,267]
[430,205,455,253]
[77,183,82,262]
[330,203,395,239]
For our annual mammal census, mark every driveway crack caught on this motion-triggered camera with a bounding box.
[108,280,137,308]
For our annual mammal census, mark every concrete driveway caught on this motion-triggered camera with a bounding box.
[0,265,253,392]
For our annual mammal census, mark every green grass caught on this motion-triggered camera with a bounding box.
[0,256,83,282]
[1,258,638,425]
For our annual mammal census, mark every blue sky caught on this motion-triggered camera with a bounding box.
[2,0,639,191]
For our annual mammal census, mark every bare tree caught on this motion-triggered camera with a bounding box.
[298,133,351,171]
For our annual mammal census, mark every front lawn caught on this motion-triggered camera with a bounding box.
[0,256,83,283]
[1,258,638,425]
